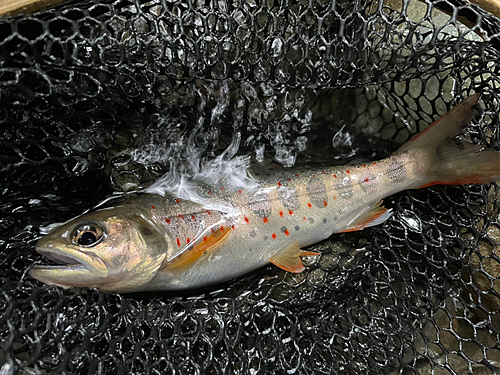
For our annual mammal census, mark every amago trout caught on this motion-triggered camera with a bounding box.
[30,94,500,292]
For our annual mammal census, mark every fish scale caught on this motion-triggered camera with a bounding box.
[30,94,500,292]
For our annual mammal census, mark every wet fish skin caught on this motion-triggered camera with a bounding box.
[30,93,500,292]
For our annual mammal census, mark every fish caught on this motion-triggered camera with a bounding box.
[29,93,500,293]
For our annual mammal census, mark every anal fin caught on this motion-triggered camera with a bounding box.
[270,241,319,273]
[341,200,392,233]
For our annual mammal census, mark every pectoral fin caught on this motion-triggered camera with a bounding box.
[165,225,231,271]
[341,200,392,232]
[270,241,319,273]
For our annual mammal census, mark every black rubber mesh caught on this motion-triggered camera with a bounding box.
[2,0,500,374]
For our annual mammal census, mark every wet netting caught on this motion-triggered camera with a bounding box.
[2,0,500,373]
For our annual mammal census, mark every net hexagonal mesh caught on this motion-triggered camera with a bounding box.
[2,0,500,373]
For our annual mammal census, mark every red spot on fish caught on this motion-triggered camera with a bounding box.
[207,211,211,215]
[231,224,235,229]
[220,226,225,231]
[373,162,377,165]
[303,217,307,220]
[221,187,225,191]
[238,189,242,194]
[323,171,326,174]
[203,236,207,241]
[363,164,366,167]
[151,205,156,209]
[166,219,171,224]
[284,230,290,236]
[287,178,291,182]
[277,181,282,186]
[175,199,180,204]
[187,238,191,244]
[191,215,195,220]
[346,170,350,174]
[272,233,277,239]
[244,216,249,223]
[334,174,337,178]
[312,175,316,178]
[208,190,212,195]
[279,211,284,217]
[364,178,369,183]
[307,203,312,208]
[176,238,181,247]
[179,215,184,220]
[211,228,215,233]
[295,174,299,177]
[263,217,269,223]
[323,200,327,207]
[289,210,293,215]
[333,196,337,200]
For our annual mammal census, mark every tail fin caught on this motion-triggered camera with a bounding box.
[396,93,500,188]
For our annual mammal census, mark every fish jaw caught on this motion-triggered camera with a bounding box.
[29,245,108,289]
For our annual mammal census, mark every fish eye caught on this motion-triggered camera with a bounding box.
[72,222,105,247]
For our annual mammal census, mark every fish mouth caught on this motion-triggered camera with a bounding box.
[29,246,108,288]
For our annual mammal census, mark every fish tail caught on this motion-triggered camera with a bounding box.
[396,93,500,188]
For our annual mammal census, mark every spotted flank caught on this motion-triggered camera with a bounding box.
[31,93,500,293]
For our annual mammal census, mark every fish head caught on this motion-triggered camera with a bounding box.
[29,206,168,293]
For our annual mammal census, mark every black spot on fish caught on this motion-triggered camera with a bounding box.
[309,218,315,224]
[248,191,272,218]
[334,173,354,199]
[306,177,328,208]
[387,160,407,182]
[264,236,268,240]
[323,218,327,223]
[250,230,256,237]
[295,226,300,231]
[281,226,287,233]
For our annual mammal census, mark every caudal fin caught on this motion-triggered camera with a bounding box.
[396,93,500,188]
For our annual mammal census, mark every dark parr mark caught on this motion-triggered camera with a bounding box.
[387,160,407,182]
[334,173,354,200]
[248,191,272,218]
[277,183,300,211]
[359,172,377,194]
[306,176,328,208]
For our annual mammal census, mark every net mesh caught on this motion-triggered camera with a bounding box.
[2,0,500,373]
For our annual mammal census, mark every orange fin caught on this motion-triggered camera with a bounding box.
[270,241,319,273]
[165,225,231,270]
[341,200,392,233]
